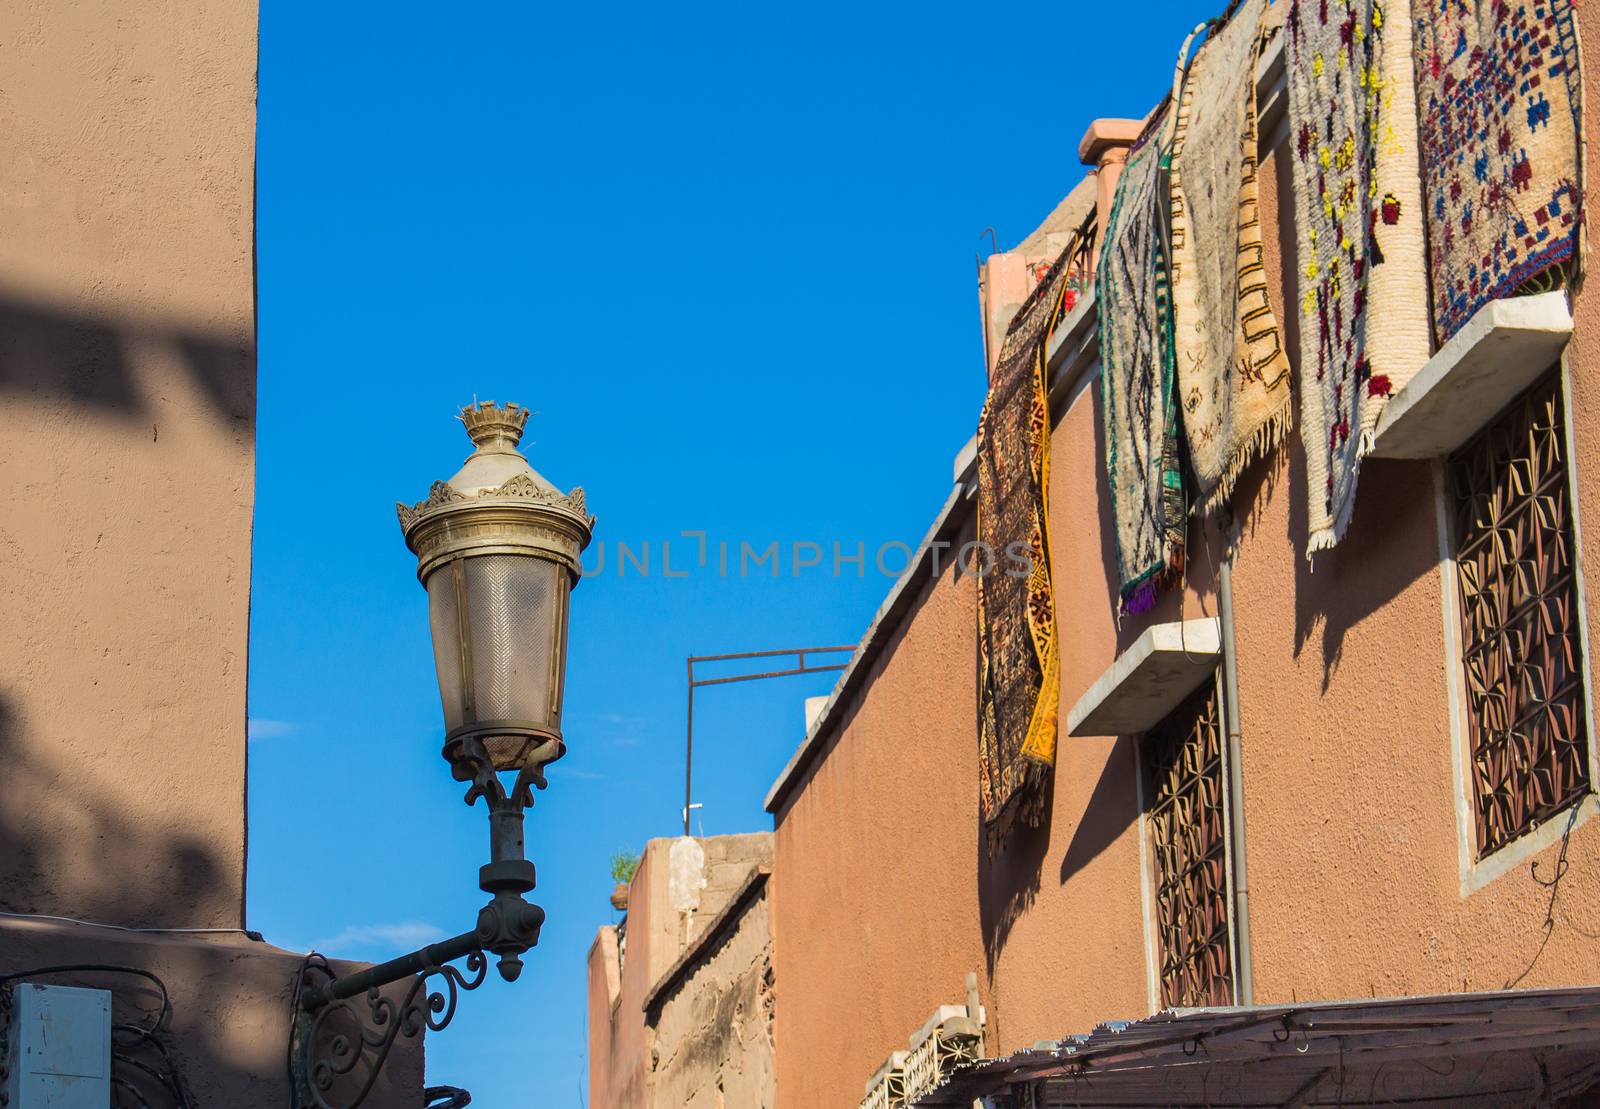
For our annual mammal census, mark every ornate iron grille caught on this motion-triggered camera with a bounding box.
[1449,372,1591,859]
[1145,681,1234,1008]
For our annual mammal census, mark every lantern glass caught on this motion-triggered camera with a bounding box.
[425,552,570,767]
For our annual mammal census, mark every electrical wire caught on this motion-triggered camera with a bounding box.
[0,964,194,1109]
[0,908,263,941]
[0,964,171,1033]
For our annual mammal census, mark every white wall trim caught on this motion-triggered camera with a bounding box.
[1559,350,1600,827]
[1214,671,1245,1006]
[1133,738,1160,1015]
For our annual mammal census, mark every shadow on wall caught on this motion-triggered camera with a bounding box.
[0,958,208,1109]
[0,284,254,424]
[0,916,427,1109]
[0,689,230,929]
[1285,433,1439,693]
[0,287,255,928]
[1056,735,1140,891]
[0,688,424,1107]
[1250,149,1439,693]
[978,777,1052,982]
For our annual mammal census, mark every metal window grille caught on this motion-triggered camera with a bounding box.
[1145,681,1234,1009]
[1449,371,1591,859]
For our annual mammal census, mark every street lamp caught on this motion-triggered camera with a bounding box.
[290,401,593,1109]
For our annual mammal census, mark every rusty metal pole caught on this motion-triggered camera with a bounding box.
[684,657,695,836]
[680,646,855,837]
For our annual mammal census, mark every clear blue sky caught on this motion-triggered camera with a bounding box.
[249,3,1210,1103]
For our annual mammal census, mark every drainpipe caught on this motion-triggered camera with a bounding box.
[1218,522,1254,1006]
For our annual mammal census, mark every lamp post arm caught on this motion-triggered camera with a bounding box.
[290,744,551,1108]
[290,886,543,1109]
[297,929,482,1012]
[290,942,490,1109]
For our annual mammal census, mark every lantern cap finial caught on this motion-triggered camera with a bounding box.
[459,400,530,451]
[397,399,593,572]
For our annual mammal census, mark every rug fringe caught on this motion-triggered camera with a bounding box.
[1123,575,1164,615]
[1193,398,1295,518]
[982,760,1051,855]
[1120,559,1183,616]
[1305,527,1339,562]
[1572,0,1588,300]
[1305,428,1379,562]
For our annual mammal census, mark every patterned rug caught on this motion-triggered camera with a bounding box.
[1099,102,1187,614]
[1411,0,1585,344]
[1169,0,1295,514]
[1286,0,1432,555]
[976,223,1091,845]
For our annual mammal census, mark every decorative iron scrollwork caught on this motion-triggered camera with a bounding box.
[291,951,487,1109]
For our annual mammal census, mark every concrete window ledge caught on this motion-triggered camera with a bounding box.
[1371,291,1574,459]
[1066,619,1221,737]
[908,1004,983,1050]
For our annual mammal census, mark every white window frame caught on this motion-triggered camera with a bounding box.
[1434,355,1600,896]
[1134,671,1239,1012]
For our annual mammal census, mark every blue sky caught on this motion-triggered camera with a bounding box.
[249,2,1210,1103]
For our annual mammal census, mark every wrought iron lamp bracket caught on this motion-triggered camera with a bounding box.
[455,734,560,811]
[290,951,487,1109]
[289,739,560,1109]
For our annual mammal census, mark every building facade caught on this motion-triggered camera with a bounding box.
[591,0,1600,1105]
[0,2,426,1105]
[588,833,776,1109]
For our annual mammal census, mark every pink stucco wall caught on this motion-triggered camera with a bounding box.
[771,536,993,1108]
[1229,118,1600,1003]
[589,844,666,1109]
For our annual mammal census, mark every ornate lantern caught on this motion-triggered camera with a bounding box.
[397,400,593,786]
[289,401,595,1109]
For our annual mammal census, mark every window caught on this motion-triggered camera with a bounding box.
[1145,681,1234,1008]
[1450,371,1591,859]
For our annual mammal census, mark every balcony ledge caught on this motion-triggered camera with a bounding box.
[1066,619,1221,737]
[1370,291,1573,460]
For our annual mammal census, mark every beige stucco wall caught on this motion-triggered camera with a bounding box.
[650,890,774,1109]
[588,833,774,1108]
[769,15,1600,1104]
[0,0,258,928]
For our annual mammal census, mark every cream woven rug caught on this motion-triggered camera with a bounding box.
[1286,0,1432,555]
[1170,0,1294,515]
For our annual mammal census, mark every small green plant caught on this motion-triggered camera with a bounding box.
[610,849,639,886]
